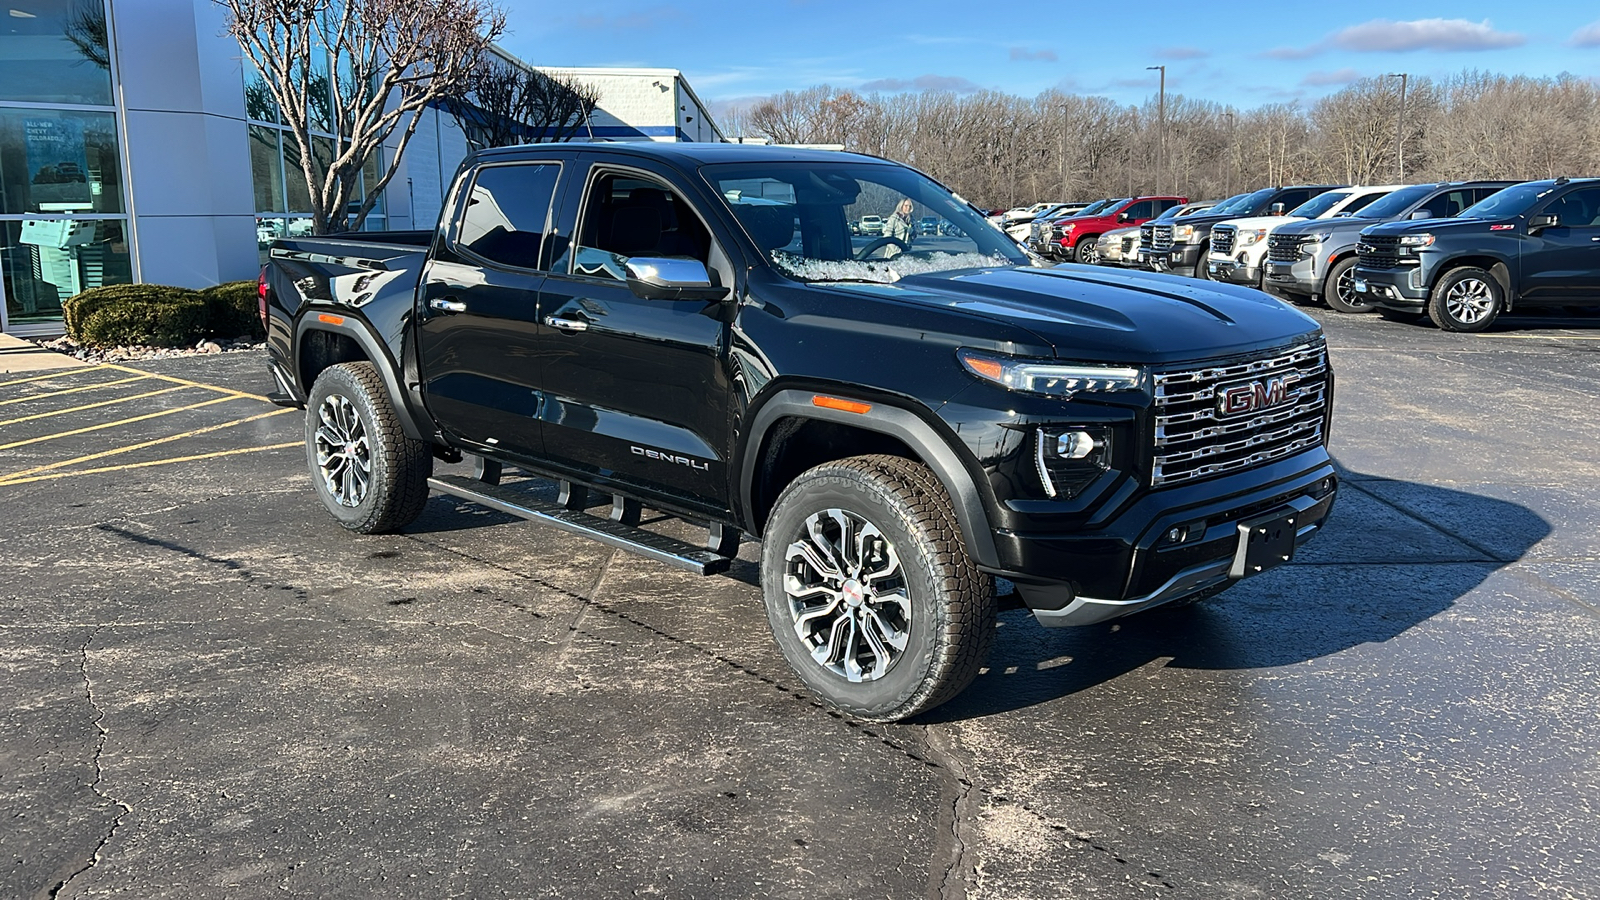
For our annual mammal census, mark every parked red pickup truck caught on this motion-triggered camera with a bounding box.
[1049,196,1187,264]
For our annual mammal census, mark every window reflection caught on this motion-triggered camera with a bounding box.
[0,0,113,106]
[0,108,124,215]
[2,218,131,324]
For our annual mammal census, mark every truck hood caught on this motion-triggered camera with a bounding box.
[1361,216,1491,237]
[821,265,1321,365]
[1275,216,1386,238]
[1217,215,1303,232]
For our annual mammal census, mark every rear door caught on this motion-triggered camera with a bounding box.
[1521,186,1600,302]
[532,160,738,514]
[416,159,566,458]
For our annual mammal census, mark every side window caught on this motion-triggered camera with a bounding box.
[1280,190,1314,210]
[1341,191,1387,215]
[457,163,560,269]
[1470,187,1501,207]
[1546,188,1600,228]
[570,171,712,281]
[1156,198,1181,214]
[1124,200,1155,220]
[1437,191,1470,218]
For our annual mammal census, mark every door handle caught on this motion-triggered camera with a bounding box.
[544,315,589,332]
[429,298,466,313]
[1590,236,1600,242]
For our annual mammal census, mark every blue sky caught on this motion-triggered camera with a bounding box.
[495,1,1600,114]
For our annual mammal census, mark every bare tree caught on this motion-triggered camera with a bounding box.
[524,70,600,144]
[441,59,600,149]
[216,0,506,233]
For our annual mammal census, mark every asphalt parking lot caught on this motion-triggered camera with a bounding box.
[4,306,1599,899]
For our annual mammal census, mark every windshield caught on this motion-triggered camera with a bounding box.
[1289,191,1350,219]
[1459,182,1558,219]
[1210,191,1266,215]
[708,161,1027,284]
[1353,184,1435,219]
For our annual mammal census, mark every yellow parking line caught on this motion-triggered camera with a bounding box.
[0,395,239,452]
[103,363,272,402]
[0,441,301,487]
[0,374,157,407]
[0,407,296,482]
[0,365,111,390]
[0,386,193,428]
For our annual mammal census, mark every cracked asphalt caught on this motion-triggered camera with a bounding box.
[3,305,1598,899]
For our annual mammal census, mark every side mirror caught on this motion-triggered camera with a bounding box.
[1117,211,1132,222]
[624,258,728,301]
[1269,203,1286,216]
[1410,210,1433,220]
[1527,214,1558,233]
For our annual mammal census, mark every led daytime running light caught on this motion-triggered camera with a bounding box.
[958,350,1144,397]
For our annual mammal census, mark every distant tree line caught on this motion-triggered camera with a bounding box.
[724,71,1600,208]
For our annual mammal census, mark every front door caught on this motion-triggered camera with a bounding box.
[1521,186,1600,303]
[415,161,565,458]
[534,166,735,513]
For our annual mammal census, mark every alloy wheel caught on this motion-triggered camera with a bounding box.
[783,508,911,683]
[1335,268,1368,311]
[314,393,372,507]
[1445,277,1495,324]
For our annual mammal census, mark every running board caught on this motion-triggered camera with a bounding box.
[427,474,733,576]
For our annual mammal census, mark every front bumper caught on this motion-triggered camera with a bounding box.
[1352,265,1428,307]
[990,453,1338,626]
[1263,256,1317,296]
[1208,255,1263,286]
[1151,242,1204,274]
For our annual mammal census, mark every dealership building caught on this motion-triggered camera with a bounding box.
[0,0,724,337]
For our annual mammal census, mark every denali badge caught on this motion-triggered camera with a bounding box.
[631,446,710,471]
[1217,374,1299,418]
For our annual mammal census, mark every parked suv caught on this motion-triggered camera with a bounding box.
[263,142,1338,721]
[1052,195,1186,264]
[1353,178,1600,331]
[1266,181,1514,312]
[1207,185,1401,289]
[1028,199,1115,256]
[1151,185,1344,279]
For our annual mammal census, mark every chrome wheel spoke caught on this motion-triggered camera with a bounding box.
[784,508,912,684]
[316,394,370,508]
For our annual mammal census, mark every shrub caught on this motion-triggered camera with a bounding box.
[199,280,265,340]
[62,284,195,343]
[78,293,211,348]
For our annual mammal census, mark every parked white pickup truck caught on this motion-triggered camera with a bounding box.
[1207,185,1405,288]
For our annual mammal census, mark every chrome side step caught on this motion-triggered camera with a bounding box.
[427,474,734,576]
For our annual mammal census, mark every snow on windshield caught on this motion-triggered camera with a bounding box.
[771,249,1013,284]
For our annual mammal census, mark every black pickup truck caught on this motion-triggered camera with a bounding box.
[1149,185,1343,279]
[1353,177,1600,331]
[262,142,1337,720]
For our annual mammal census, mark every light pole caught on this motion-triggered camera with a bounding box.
[1388,72,1408,181]
[1147,65,1165,194]
[1223,110,1236,196]
[1057,101,1069,198]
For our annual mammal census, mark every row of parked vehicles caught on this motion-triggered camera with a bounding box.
[997,176,1600,332]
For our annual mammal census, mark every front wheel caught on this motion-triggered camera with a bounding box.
[1321,258,1373,313]
[761,455,996,722]
[1192,243,1211,280]
[305,362,432,534]
[1075,238,1099,265]
[1429,267,1503,333]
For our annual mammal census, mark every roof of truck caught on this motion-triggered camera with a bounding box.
[474,141,886,166]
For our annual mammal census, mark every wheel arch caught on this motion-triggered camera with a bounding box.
[1430,256,1514,308]
[295,316,425,441]
[739,389,1001,569]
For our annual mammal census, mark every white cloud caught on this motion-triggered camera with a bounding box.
[1008,47,1058,62]
[1571,21,1600,47]
[1301,68,1361,87]
[859,74,983,93]
[1332,18,1524,52]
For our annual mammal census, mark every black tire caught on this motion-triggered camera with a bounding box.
[1428,267,1503,333]
[305,362,432,534]
[1192,243,1211,280]
[1075,237,1099,265]
[1321,257,1373,313]
[760,455,996,722]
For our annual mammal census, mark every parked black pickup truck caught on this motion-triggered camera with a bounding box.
[1353,178,1600,331]
[263,142,1337,720]
[1150,185,1343,279]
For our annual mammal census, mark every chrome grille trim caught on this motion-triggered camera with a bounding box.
[1152,224,1174,252]
[1151,339,1330,487]
[1266,233,1304,263]
[1211,224,1236,255]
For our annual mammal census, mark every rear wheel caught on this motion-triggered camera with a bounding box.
[305,362,432,534]
[761,455,996,722]
[1428,267,1503,333]
[1321,258,1373,313]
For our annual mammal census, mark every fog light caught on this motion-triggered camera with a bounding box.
[1057,431,1098,459]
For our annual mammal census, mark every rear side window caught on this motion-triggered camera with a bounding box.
[457,163,561,270]
[1124,200,1156,219]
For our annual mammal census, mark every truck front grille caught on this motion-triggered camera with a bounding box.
[1152,225,1173,252]
[1266,234,1305,263]
[1139,224,1154,250]
[1151,339,1329,488]
[1121,234,1137,256]
[1211,225,1236,255]
[1356,234,1403,269]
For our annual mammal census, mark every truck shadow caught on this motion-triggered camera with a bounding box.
[918,468,1551,724]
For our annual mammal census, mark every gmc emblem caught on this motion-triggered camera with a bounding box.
[1218,375,1299,418]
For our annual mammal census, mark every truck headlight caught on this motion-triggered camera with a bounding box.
[1399,233,1435,247]
[1173,224,1197,242]
[1237,228,1268,247]
[1303,231,1330,244]
[958,350,1144,398]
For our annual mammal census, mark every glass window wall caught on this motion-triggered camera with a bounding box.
[0,0,114,106]
[2,218,131,325]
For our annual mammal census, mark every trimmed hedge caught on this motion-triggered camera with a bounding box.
[63,280,263,348]
[199,280,265,340]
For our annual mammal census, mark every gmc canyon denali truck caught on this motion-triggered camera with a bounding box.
[1265,181,1513,313]
[1151,185,1343,279]
[263,143,1338,721]
[1353,178,1600,331]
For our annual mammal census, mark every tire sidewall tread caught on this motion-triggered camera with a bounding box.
[1428,266,1502,333]
[305,362,432,534]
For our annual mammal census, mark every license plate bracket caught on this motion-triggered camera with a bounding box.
[1229,508,1299,579]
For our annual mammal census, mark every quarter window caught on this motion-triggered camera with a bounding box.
[457,163,561,269]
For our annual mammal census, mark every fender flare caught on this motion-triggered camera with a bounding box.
[739,389,1001,569]
[294,313,426,441]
